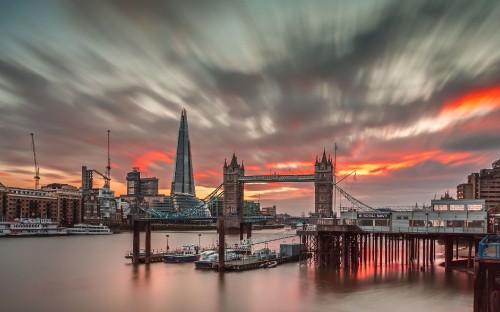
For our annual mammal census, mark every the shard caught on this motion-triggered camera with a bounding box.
[171,109,196,196]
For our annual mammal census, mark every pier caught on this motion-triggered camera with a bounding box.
[297,219,483,270]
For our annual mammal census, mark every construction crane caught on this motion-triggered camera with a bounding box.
[30,133,40,189]
[92,169,110,186]
[106,130,111,189]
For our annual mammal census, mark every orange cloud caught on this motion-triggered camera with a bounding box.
[194,170,221,180]
[338,150,475,176]
[440,86,500,116]
[132,150,173,173]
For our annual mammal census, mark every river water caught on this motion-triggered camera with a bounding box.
[0,230,473,312]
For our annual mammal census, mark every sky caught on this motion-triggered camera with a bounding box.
[0,0,499,216]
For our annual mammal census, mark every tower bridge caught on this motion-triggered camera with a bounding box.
[223,150,334,218]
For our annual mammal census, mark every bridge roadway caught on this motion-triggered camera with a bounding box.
[238,174,315,183]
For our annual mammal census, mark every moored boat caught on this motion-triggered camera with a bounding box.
[163,244,200,263]
[263,261,278,268]
[1,218,67,236]
[0,227,11,236]
[194,250,218,269]
[67,223,112,235]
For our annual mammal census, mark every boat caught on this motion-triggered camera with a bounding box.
[163,244,200,263]
[194,250,218,270]
[67,223,112,235]
[261,261,278,268]
[253,248,278,261]
[0,227,11,236]
[1,218,67,236]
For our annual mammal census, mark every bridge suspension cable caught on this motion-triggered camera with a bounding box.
[335,184,378,211]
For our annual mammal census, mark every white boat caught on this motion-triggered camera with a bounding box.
[2,218,67,236]
[67,223,112,235]
[0,227,11,236]
[194,250,218,269]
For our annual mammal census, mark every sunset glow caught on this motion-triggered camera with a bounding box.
[1,1,499,214]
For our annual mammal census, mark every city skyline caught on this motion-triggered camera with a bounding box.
[1,1,500,215]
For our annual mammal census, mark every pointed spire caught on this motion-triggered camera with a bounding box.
[224,158,228,168]
[321,148,327,164]
[230,153,238,168]
[171,109,196,196]
[241,160,245,170]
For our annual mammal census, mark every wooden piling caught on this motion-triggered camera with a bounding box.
[133,220,140,265]
[145,221,151,264]
[218,218,225,272]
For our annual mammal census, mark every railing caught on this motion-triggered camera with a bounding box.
[478,235,500,259]
[359,226,487,234]
[240,229,297,246]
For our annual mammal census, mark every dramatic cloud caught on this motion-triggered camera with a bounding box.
[0,0,499,215]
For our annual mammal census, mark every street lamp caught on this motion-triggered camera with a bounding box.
[166,235,170,251]
[198,233,202,249]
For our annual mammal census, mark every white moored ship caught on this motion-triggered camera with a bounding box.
[1,218,67,236]
[67,224,112,235]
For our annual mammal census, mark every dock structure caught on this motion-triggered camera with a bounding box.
[474,236,500,312]
[297,219,484,270]
[125,251,165,263]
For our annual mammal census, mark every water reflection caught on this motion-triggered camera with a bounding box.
[0,232,474,312]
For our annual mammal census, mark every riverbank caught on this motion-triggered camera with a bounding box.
[117,224,286,232]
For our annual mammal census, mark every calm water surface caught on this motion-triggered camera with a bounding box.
[0,231,473,312]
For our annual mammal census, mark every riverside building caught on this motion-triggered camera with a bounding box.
[457,158,500,212]
[0,182,82,225]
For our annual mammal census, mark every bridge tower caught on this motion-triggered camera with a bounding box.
[315,149,333,217]
[223,153,245,216]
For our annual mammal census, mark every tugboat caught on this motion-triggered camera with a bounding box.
[163,244,200,263]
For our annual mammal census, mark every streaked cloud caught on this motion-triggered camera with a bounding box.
[0,0,499,215]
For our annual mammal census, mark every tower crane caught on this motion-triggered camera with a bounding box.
[92,169,110,187]
[106,130,111,189]
[30,133,40,189]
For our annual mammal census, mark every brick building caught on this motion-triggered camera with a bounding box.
[0,182,82,225]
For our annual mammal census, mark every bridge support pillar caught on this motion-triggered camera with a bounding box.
[468,239,474,269]
[246,223,252,239]
[133,220,140,265]
[218,218,225,272]
[145,221,151,264]
[444,238,454,269]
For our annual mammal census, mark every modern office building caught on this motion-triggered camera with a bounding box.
[457,158,500,212]
[126,168,159,196]
[140,178,159,196]
[243,200,261,216]
[261,205,277,216]
[171,109,196,196]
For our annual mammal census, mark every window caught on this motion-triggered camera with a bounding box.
[359,220,373,226]
[375,220,389,226]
